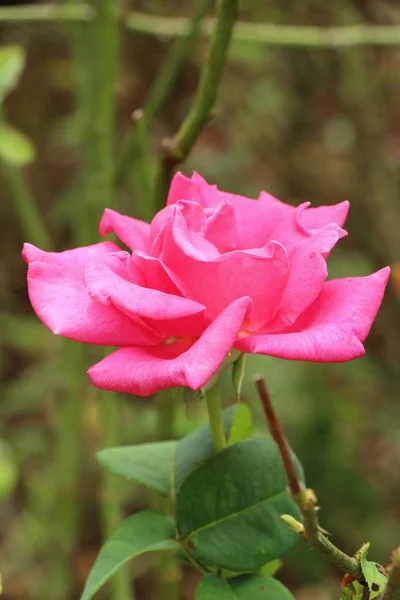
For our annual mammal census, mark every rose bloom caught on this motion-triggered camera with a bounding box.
[23,172,390,396]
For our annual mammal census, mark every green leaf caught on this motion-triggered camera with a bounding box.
[174,404,238,493]
[196,574,295,599]
[80,510,177,600]
[0,45,25,103]
[359,543,388,599]
[177,437,301,571]
[97,441,176,497]
[260,558,282,577]
[0,124,35,166]
[232,353,246,402]
[227,403,252,445]
[340,581,364,599]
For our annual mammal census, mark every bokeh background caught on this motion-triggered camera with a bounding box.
[0,1,399,599]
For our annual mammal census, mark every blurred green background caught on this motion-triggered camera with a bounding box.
[0,1,399,599]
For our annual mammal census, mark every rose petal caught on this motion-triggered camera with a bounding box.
[205,201,237,252]
[270,225,347,331]
[100,208,150,252]
[302,201,349,231]
[88,296,251,395]
[23,242,160,346]
[268,200,348,252]
[161,205,289,328]
[167,172,350,251]
[84,252,206,337]
[237,268,390,362]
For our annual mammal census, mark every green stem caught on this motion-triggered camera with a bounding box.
[55,341,85,554]
[382,549,400,600]
[155,390,180,600]
[4,6,400,49]
[0,3,94,22]
[205,385,226,453]
[154,0,238,207]
[1,162,52,249]
[116,0,213,188]
[168,0,237,162]
[297,489,361,577]
[126,14,400,47]
[99,393,133,600]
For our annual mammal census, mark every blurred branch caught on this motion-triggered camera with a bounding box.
[126,13,400,47]
[116,0,213,190]
[383,548,400,600]
[4,5,400,48]
[254,376,362,578]
[153,0,238,207]
[0,3,94,22]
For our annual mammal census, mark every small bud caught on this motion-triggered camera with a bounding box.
[281,514,304,534]
[297,487,318,509]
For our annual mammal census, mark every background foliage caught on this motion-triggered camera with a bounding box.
[0,1,399,599]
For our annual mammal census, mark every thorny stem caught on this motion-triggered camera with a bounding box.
[115,0,213,189]
[153,0,238,206]
[254,376,302,496]
[254,375,362,578]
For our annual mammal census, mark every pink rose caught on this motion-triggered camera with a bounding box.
[23,172,390,396]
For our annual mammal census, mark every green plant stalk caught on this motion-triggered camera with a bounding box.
[153,0,238,207]
[116,0,213,187]
[168,0,237,162]
[1,161,52,249]
[4,6,400,48]
[125,13,400,47]
[99,393,133,600]
[155,390,180,600]
[55,340,85,555]
[205,385,226,453]
[0,3,94,22]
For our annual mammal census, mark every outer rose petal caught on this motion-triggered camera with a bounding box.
[88,297,251,396]
[268,200,349,252]
[270,225,346,331]
[302,201,349,230]
[23,242,160,346]
[236,268,390,362]
[100,208,150,252]
[84,252,206,337]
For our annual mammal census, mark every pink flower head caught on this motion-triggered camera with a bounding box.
[23,172,390,396]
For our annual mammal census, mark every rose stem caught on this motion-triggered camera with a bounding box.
[154,390,181,600]
[253,375,361,578]
[382,549,400,600]
[205,384,227,453]
[115,0,213,189]
[153,0,239,209]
